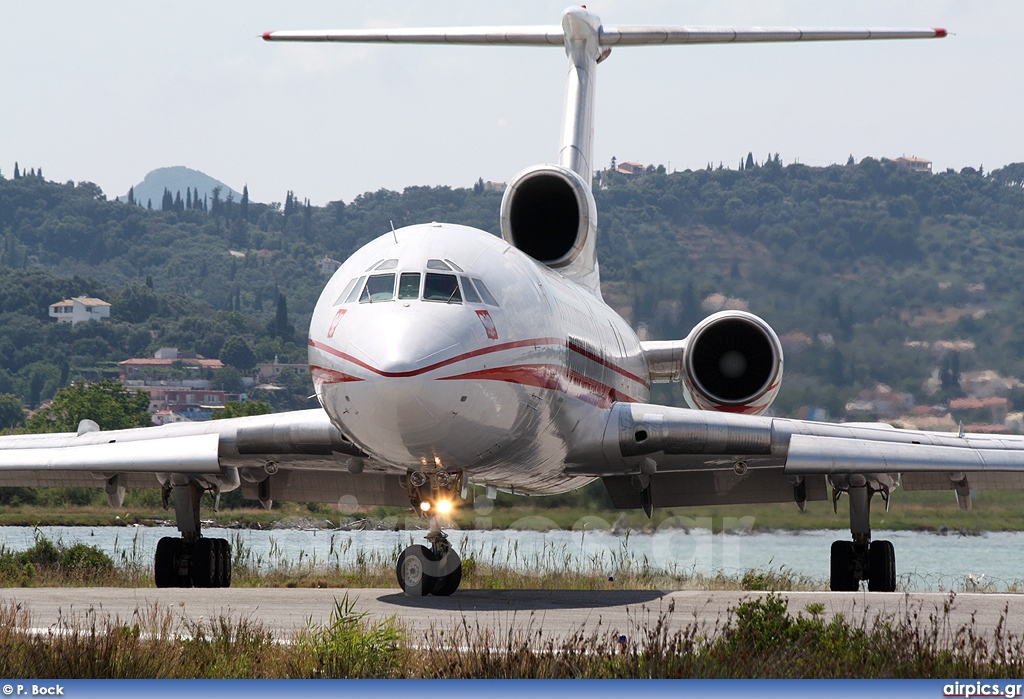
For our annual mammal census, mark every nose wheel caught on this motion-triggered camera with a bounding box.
[396,540,462,596]
[397,468,465,596]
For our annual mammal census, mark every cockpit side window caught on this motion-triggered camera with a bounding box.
[426,259,452,271]
[335,277,358,305]
[359,273,396,303]
[445,259,464,273]
[423,273,462,303]
[375,259,399,270]
[471,278,499,307]
[398,272,421,300]
[344,276,366,303]
[459,276,481,303]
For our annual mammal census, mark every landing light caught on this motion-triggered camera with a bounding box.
[419,501,431,512]
[436,499,453,515]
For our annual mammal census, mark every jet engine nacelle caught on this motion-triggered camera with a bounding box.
[679,310,783,415]
[500,164,599,289]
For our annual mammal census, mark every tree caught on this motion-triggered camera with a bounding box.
[240,184,249,222]
[26,381,152,433]
[745,152,755,169]
[212,400,273,420]
[13,162,19,178]
[127,186,135,205]
[219,335,257,371]
[0,393,26,430]
[115,282,159,323]
[269,292,294,341]
[211,366,245,393]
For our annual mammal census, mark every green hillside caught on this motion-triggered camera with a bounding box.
[2,157,1024,420]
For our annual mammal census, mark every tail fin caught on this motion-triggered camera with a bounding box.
[265,9,945,294]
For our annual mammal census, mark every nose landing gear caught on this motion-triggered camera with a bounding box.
[396,469,464,596]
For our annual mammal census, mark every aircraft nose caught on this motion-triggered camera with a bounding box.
[349,312,462,376]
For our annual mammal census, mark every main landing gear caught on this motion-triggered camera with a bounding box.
[828,474,897,592]
[395,468,464,596]
[154,477,233,588]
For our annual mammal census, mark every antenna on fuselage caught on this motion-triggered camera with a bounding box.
[390,220,397,244]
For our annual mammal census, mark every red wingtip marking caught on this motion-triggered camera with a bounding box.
[934,28,947,38]
[262,31,273,41]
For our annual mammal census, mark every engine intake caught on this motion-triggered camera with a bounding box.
[681,311,783,415]
[500,164,597,275]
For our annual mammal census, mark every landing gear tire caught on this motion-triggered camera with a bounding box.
[192,538,217,588]
[868,539,896,592]
[397,544,436,596]
[429,550,462,596]
[155,537,189,588]
[829,541,858,591]
[214,538,232,588]
[154,537,232,588]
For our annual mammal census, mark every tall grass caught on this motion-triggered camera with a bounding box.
[2,593,1023,677]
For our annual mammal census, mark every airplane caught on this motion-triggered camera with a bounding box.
[3,6,988,596]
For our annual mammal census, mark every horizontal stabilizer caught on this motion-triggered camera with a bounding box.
[262,27,563,45]
[0,433,222,474]
[785,433,1024,475]
[263,25,945,46]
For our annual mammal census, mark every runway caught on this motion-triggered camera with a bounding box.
[3,588,1023,640]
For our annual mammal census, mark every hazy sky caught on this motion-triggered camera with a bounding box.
[1,1,1017,205]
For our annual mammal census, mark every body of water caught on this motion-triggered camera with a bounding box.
[1,523,1018,591]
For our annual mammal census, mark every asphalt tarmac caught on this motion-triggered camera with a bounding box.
[3,588,1023,640]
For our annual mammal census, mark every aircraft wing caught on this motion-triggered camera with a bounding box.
[0,409,409,507]
[568,402,1024,510]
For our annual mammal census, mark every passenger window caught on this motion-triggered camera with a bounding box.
[423,273,461,303]
[359,273,396,303]
[426,259,452,271]
[376,259,399,270]
[471,278,499,307]
[335,278,358,305]
[398,272,421,300]
[460,276,481,303]
[344,276,366,303]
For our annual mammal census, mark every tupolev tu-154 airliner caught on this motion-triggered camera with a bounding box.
[7,6,1002,596]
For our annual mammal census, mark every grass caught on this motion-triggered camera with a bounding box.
[4,487,1024,532]
[0,529,827,591]
[1,592,1023,677]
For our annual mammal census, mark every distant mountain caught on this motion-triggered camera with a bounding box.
[119,166,241,207]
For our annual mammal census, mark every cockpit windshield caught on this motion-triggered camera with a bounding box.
[339,266,499,307]
[423,273,461,303]
[359,273,396,303]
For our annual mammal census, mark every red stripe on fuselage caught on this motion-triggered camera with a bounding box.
[439,364,640,407]
[309,337,563,378]
[566,338,650,388]
[310,365,363,384]
[308,336,649,390]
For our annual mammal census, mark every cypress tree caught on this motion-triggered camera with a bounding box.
[127,186,135,205]
[275,292,289,338]
[240,185,249,222]
[13,162,19,179]
[186,188,192,209]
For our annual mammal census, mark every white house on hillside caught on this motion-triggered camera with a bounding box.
[48,297,111,326]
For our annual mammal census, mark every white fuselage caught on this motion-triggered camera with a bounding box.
[307,223,649,494]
